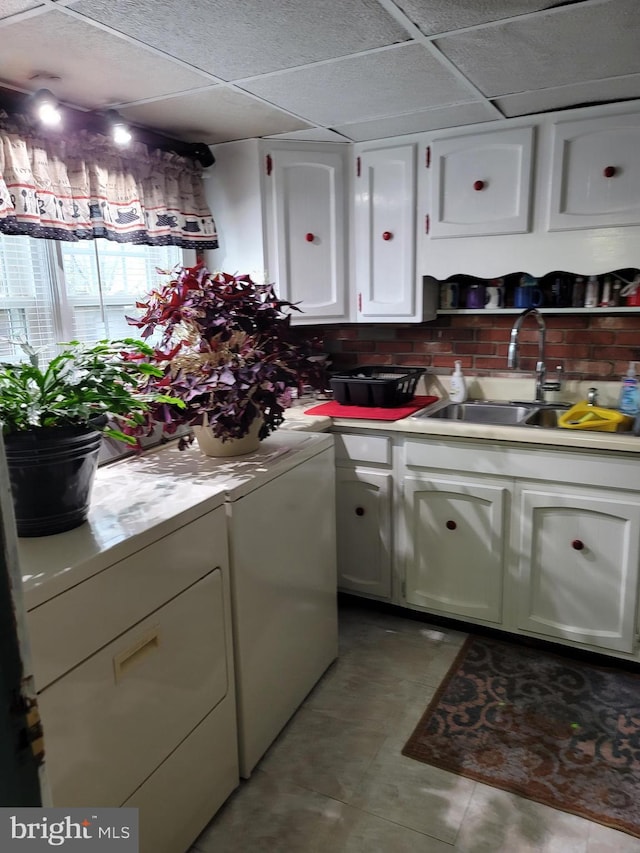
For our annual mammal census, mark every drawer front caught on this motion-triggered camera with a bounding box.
[41,570,230,808]
[334,432,391,466]
[123,700,238,853]
[29,507,227,690]
[404,437,640,491]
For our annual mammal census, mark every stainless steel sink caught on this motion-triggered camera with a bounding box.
[523,405,572,428]
[410,400,536,425]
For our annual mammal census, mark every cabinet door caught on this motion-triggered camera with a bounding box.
[264,147,348,323]
[355,145,418,320]
[548,113,640,231]
[336,467,392,599]
[430,126,533,238]
[515,484,640,652]
[404,474,507,623]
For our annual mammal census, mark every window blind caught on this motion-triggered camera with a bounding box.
[0,235,181,363]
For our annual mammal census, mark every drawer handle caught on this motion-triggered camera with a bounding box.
[473,180,485,191]
[571,539,584,551]
[305,232,315,242]
[446,519,457,530]
[603,166,617,178]
[355,506,365,516]
[382,231,393,241]
[113,628,160,683]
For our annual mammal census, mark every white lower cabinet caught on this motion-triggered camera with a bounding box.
[403,473,507,623]
[372,434,640,660]
[334,431,394,600]
[514,482,640,653]
[336,467,392,599]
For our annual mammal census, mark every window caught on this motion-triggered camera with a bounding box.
[0,234,184,363]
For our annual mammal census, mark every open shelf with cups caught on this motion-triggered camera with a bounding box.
[435,269,640,315]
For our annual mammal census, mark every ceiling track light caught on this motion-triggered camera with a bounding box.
[32,89,62,127]
[105,109,132,146]
[0,85,214,166]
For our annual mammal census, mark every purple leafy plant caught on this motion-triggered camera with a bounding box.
[126,264,325,446]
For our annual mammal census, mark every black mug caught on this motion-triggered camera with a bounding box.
[551,278,571,308]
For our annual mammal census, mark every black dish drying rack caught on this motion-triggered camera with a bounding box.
[329,366,425,407]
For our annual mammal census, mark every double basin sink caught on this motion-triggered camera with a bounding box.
[409,400,571,428]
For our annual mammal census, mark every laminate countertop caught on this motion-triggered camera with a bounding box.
[282,397,640,454]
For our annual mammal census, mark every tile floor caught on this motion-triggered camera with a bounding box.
[191,597,640,853]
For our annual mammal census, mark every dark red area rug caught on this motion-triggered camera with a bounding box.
[402,635,640,837]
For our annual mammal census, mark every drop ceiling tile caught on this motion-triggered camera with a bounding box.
[118,88,311,144]
[393,0,558,36]
[333,101,497,142]
[0,10,214,107]
[241,44,475,127]
[267,128,351,143]
[495,75,640,117]
[435,0,640,97]
[71,0,411,81]
[0,0,44,18]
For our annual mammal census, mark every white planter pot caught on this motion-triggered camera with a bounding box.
[192,417,262,457]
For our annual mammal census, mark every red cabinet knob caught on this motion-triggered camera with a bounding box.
[355,506,365,517]
[446,520,457,530]
[603,166,617,178]
[382,231,393,241]
[305,232,315,242]
[473,180,485,191]
[572,539,584,551]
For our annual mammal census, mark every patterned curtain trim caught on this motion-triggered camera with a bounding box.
[0,128,218,249]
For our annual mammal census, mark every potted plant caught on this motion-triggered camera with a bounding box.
[0,338,167,537]
[125,263,326,455]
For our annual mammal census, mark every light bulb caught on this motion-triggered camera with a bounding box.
[33,90,62,126]
[113,123,132,145]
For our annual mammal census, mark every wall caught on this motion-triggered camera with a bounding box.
[314,313,640,382]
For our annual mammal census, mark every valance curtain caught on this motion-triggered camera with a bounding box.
[0,128,218,249]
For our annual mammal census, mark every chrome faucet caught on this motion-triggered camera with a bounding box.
[507,308,562,403]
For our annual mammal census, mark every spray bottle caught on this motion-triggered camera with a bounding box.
[619,361,639,415]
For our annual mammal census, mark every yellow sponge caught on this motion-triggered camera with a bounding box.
[558,402,633,432]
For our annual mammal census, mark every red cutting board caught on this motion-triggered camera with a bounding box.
[303,395,439,421]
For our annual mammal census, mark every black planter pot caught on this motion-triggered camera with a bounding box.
[4,426,103,537]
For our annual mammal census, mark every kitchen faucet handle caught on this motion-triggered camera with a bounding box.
[542,365,563,393]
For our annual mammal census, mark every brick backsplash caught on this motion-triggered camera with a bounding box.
[310,313,640,382]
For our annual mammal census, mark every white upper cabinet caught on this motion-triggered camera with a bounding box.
[422,102,640,279]
[354,144,435,322]
[205,139,351,325]
[548,112,640,231]
[429,126,534,238]
[264,147,348,323]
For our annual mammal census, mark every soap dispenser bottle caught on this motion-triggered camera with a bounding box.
[619,361,639,415]
[449,360,467,403]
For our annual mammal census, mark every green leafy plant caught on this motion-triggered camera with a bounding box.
[0,338,172,445]
[125,264,325,445]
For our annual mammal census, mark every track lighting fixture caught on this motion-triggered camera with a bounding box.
[32,89,61,127]
[1,85,214,166]
[105,109,132,146]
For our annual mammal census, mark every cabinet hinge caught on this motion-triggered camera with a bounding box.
[425,146,431,168]
[425,214,430,235]
[401,580,406,598]
[356,156,361,178]
[358,292,362,313]
[265,154,273,176]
